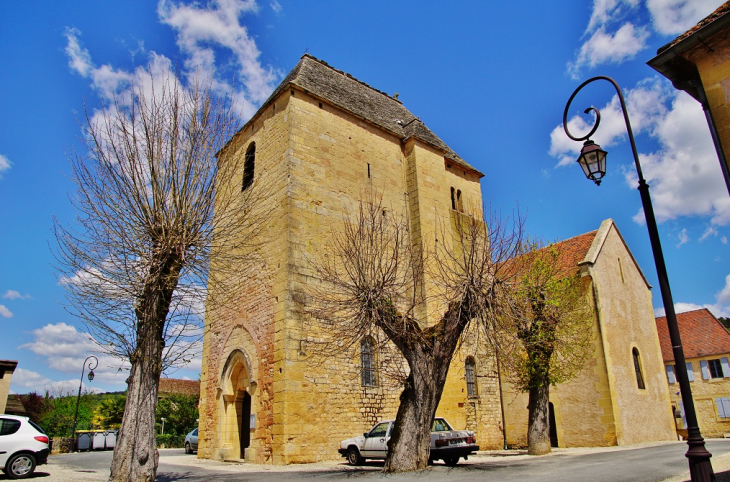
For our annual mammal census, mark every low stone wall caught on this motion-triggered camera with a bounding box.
[51,437,74,454]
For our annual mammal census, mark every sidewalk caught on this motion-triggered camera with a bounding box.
[40,441,730,481]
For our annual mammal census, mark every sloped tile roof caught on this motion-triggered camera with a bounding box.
[551,230,598,277]
[251,54,483,177]
[502,229,598,279]
[658,1,730,53]
[655,308,730,362]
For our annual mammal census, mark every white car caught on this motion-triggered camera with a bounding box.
[0,415,49,479]
[184,428,198,454]
[338,418,478,466]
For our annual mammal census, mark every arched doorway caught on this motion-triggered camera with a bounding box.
[220,350,254,460]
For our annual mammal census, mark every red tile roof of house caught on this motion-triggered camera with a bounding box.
[158,378,200,397]
[655,308,730,362]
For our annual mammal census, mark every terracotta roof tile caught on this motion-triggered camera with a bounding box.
[655,308,730,362]
[551,230,598,276]
[659,1,730,53]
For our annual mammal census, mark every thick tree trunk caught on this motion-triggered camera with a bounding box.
[109,253,180,482]
[383,345,450,473]
[109,348,163,482]
[526,378,551,455]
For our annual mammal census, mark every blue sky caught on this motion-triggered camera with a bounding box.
[1,0,728,394]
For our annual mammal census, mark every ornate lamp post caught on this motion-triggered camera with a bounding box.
[72,355,98,450]
[563,76,714,482]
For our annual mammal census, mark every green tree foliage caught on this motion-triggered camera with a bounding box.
[719,317,730,332]
[156,394,199,437]
[155,394,199,448]
[497,243,593,455]
[93,394,127,429]
[37,393,99,438]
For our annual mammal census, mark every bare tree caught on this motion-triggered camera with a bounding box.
[55,72,269,482]
[307,197,525,473]
[493,243,593,455]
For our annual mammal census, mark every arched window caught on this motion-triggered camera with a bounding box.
[456,190,463,212]
[361,337,376,386]
[633,347,645,389]
[465,357,477,397]
[242,142,255,191]
[451,187,456,210]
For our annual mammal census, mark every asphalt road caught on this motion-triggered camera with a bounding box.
[13,439,730,481]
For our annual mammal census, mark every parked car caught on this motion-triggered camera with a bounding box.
[0,415,49,479]
[184,428,198,454]
[338,418,478,466]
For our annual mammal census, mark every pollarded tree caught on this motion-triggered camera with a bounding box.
[495,243,593,455]
[55,71,270,482]
[307,197,525,473]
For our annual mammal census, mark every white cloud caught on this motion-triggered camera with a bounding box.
[65,0,280,123]
[0,305,13,318]
[270,0,282,13]
[647,0,725,35]
[718,274,730,305]
[3,290,31,300]
[700,226,718,241]
[550,79,667,166]
[551,79,729,229]
[19,323,130,386]
[587,0,641,31]
[157,0,280,118]
[569,23,650,78]
[64,27,93,77]
[624,91,730,226]
[676,228,689,247]
[0,154,11,178]
[723,236,728,244]
[655,274,730,318]
[8,368,90,396]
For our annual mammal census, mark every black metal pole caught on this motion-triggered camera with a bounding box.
[564,76,714,482]
[71,355,98,451]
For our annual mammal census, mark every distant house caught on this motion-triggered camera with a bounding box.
[158,378,200,399]
[656,308,730,438]
[502,219,676,448]
[0,360,18,414]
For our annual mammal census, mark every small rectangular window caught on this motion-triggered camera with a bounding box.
[709,359,724,379]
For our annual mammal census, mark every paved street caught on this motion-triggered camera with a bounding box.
[10,439,730,481]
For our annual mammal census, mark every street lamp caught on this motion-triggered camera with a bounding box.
[161,417,166,435]
[71,355,98,450]
[563,76,714,482]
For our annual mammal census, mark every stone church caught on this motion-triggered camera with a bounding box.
[197,55,675,464]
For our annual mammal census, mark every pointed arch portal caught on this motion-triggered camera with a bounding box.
[219,349,254,459]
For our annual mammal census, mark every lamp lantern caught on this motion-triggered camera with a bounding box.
[87,370,95,381]
[577,139,607,185]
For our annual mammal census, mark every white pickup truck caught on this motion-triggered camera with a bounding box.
[338,418,478,466]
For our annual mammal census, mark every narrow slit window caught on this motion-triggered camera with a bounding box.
[456,190,463,212]
[361,337,376,387]
[633,347,646,389]
[242,142,255,191]
[465,357,477,397]
[618,258,625,283]
[451,187,456,210]
[367,163,371,179]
